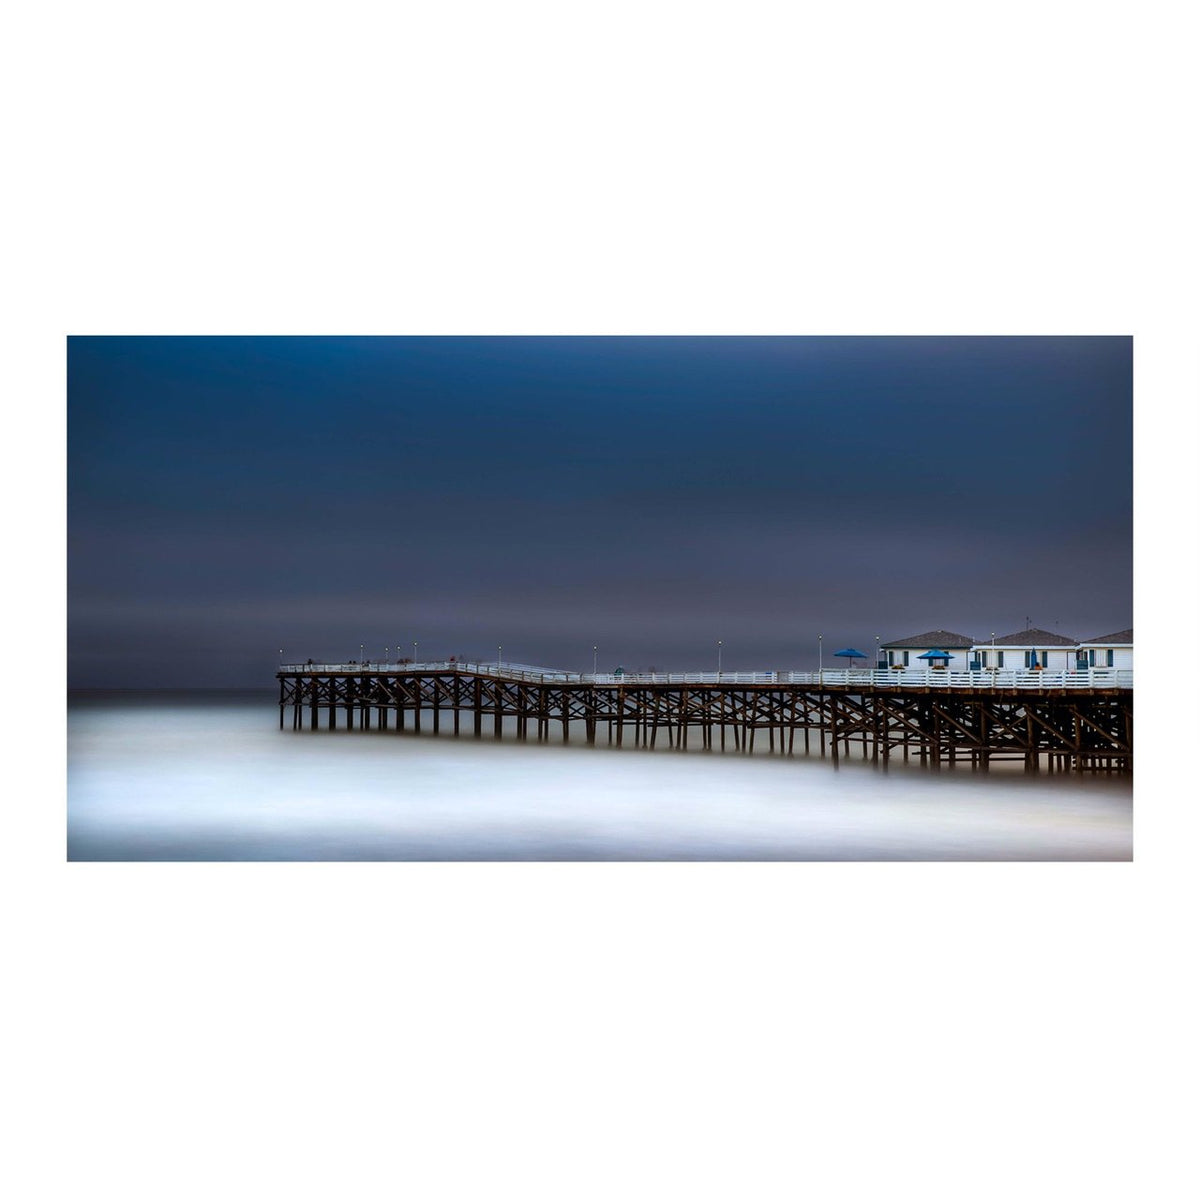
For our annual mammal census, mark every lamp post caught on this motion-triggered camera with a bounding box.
[498,645,503,671]
[991,632,996,675]
[384,646,389,666]
[875,635,880,674]
[360,643,364,669]
[592,645,598,675]
[717,640,722,677]
[412,641,417,665]
[818,634,823,677]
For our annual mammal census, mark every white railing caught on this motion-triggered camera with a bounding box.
[779,668,1133,689]
[278,660,575,682]
[279,662,1132,689]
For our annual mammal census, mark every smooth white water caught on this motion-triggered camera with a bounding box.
[67,692,1132,861]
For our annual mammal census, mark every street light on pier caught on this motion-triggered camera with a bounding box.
[360,643,364,668]
[875,635,880,672]
[717,640,722,676]
[413,641,418,665]
[498,645,503,671]
[593,646,598,675]
[818,634,823,677]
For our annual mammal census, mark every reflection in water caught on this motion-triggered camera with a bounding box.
[68,692,1132,861]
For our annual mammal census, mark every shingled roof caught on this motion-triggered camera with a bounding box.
[1079,629,1133,644]
[881,630,975,649]
[989,628,1077,647]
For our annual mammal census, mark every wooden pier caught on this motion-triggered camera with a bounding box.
[277,662,1132,774]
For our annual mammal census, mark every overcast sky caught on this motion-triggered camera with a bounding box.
[68,336,1131,686]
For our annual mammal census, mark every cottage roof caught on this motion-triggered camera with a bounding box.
[987,628,1077,647]
[881,630,975,649]
[1079,628,1133,645]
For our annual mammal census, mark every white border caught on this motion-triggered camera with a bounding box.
[5,3,1197,1197]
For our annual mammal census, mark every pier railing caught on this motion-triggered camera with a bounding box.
[279,661,1132,690]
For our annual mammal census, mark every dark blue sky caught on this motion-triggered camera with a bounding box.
[68,336,1131,686]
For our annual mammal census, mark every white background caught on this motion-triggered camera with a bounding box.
[3,2,1197,1197]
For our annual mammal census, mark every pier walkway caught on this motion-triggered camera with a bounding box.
[278,660,1132,691]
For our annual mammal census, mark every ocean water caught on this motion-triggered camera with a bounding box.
[67,691,1132,861]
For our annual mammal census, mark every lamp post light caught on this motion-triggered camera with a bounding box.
[593,646,598,675]
[818,634,823,675]
[498,645,503,671]
[875,635,880,674]
[360,643,364,669]
[412,641,418,665]
[717,640,722,677]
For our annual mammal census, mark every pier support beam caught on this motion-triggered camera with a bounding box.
[276,670,1131,775]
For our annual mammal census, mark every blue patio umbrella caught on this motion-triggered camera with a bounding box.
[917,649,954,663]
[833,648,868,666]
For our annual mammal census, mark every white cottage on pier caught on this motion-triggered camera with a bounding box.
[1075,629,1133,670]
[970,628,1078,671]
[879,630,976,670]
